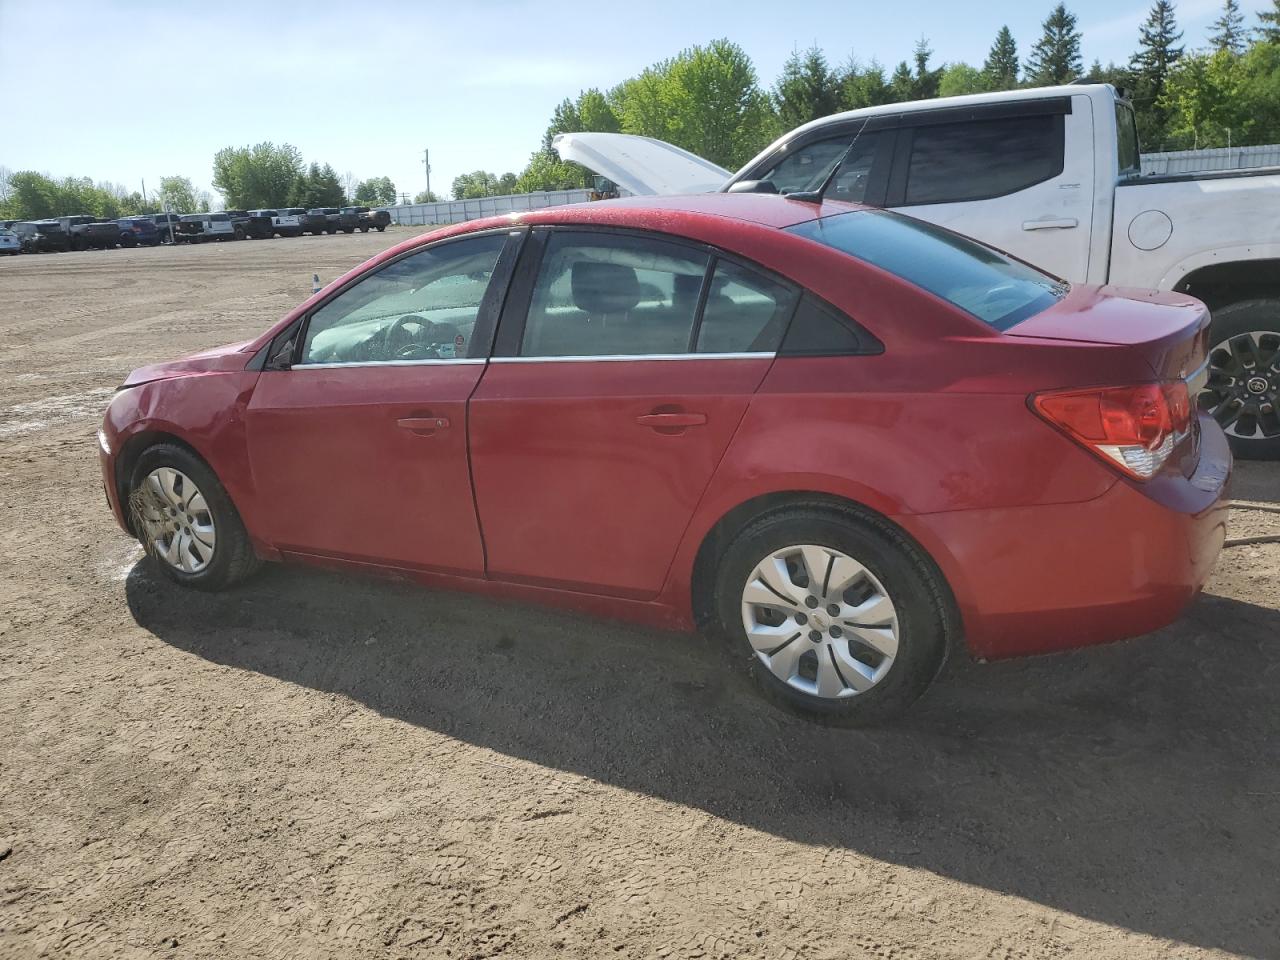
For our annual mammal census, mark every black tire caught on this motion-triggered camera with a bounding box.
[359,226,369,233]
[233,227,246,241]
[375,225,385,232]
[129,443,262,591]
[343,227,355,234]
[712,504,952,726]
[326,228,336,235]
[1203,299,1280,460]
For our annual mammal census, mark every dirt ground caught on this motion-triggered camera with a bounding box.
[1,232,1278,960]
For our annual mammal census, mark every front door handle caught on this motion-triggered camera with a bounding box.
[636,411,707,438]
[1022,217,1078,231]
[396,416,449,434]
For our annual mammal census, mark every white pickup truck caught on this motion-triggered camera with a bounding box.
[555,83,1280,458]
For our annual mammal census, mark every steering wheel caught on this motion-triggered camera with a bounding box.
[383,314,439,360]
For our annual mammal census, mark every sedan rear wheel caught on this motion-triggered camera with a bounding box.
[129,443,261,589]
[714,506,950,725]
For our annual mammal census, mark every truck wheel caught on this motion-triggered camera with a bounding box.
[359,226,369,233]
[233,227,246,241]
[1201,299,1280,460]
[375,225,385,232]
[343,227,355,234]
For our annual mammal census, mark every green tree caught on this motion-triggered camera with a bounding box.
[889,60,915,99]
[1257,0,1280,43]
[290,163,344,207]
[157,175,199,213]
[1025,3,1083,85]
[911,38,943,99]
[1210,0,1246,54]
[983,26,1020,89]
[413,189,442,203]
[452,171,503,199]
[773,45,843,130]
[939,63,987,97]
[576,88,621,133]
[211,142,303,208]
[354,176,397,206]
[1130,0,1183,145]
[1160,48,1249,146]
[659,39,774,169]
[838,59,894,109]
[515,152,584,192]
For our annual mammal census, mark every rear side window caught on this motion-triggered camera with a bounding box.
[758,131,883,203]
[696,260,798,353]
[780,295,880,356]
[1116,102,1140,176]
[901,115,1063,205]
[788,210,1066,330]
[521,233,710,358]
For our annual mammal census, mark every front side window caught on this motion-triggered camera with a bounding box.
[300,234,506,364]
[757,131,883,202]
[521,232,710,358]
[902,114,1063,205]
[788,210,1066,330]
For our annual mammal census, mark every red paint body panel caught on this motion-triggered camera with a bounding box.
[469,358,771,598]
[100,194,1233,666]
[244,365,486,575]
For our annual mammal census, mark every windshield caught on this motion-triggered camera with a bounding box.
[787,210,1067,331]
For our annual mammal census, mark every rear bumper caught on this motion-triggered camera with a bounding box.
[902,415,1232,660]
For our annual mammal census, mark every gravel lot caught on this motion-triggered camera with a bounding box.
[1,232,1278,960]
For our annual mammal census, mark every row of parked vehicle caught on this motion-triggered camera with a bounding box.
[0,206,392,254]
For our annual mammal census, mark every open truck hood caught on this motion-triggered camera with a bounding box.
[552,132,730,196]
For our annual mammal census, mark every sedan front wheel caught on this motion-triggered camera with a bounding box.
[129,443,261,590]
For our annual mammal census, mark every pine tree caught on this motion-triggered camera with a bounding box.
[983,26,1020,90]
[1210,0,1246,53]
[912,38,943,99]
[1130,0,1184,97]
[773,46,843,129]
[1024,4,1084,86]
[1258,0,1280,43]
[889,60,915,101]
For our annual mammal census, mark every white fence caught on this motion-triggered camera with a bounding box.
[388,189,602,226]
[1142,144,1280,175]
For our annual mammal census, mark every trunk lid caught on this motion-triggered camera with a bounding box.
[552,132,730,196]
[1006,285,1210,381]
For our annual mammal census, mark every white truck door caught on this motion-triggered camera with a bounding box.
[885,94,1095,283]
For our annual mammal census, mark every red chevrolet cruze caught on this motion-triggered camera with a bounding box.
[99,195,1231,723]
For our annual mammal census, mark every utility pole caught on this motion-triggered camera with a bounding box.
[141,178,147,206]
[422,148,431,201]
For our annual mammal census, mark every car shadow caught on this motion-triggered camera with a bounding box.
[125,561,1280,956]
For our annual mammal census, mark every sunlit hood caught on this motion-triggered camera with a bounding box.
[121,340,255,387]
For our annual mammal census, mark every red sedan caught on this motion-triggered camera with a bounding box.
[99,195,1231,723]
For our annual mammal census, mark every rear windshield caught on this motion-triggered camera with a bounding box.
[786,210,1066,330]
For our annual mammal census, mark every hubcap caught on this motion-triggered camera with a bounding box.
[740,544,899,700]
[136,467,216,573]
[1201,329,1280,440]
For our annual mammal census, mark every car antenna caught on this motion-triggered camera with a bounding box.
[786,121,867,205]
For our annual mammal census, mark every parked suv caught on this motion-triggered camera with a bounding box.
[342,206,391,233]
[304,208,343,235]
[117,217,161,247]
[151,213,182,244]
[54,215,119,250]
[250,209,303,238]
[220,210,273,240]
[0,228,19,256]
[20,221,71,252]
[176,213,237,243]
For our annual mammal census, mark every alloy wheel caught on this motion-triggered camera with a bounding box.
[1201,329,1280,439]
[137,467,217,573]
[740,544,899,699]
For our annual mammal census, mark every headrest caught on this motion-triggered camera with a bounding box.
[571,261,641,316]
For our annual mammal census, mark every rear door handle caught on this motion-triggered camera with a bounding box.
[636,412,707,428]
[396,416,449,434]
[1022,217,1078,231]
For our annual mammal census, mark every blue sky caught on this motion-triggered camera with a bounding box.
[0,0,1268,203]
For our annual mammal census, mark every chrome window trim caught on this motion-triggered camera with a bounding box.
[491,352,774,364]
[293,358,488,370]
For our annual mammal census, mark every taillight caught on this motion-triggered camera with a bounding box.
[1032,381,1194,480]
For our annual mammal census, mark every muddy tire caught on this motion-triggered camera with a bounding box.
[129,443,262,591]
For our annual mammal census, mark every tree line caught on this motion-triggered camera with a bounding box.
[499,0,1280,194]
[0,143,402,222]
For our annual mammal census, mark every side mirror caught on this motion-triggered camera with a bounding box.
[726,179,779,195]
